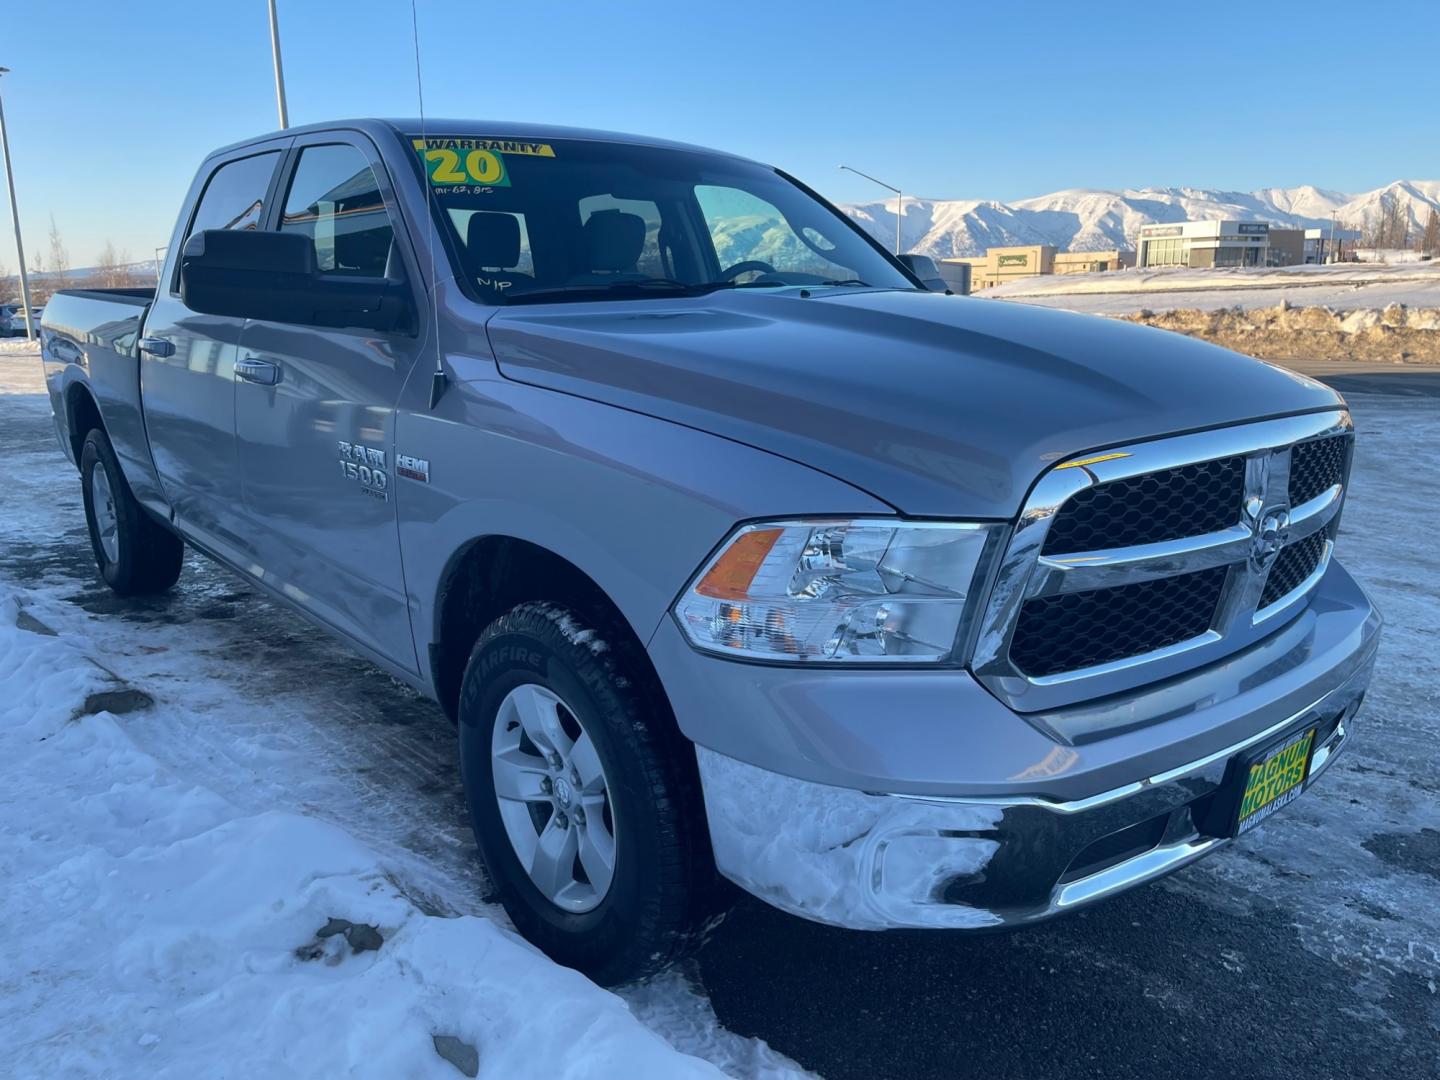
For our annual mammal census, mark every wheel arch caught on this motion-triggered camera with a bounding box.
[64,380,105,466]
[430,534,675,730]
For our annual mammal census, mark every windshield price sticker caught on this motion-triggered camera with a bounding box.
[413,138,555,190]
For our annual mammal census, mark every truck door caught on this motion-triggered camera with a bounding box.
[233,135,425,672]
[141,144,289,561]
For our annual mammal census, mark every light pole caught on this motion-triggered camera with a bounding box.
[839,164,903,255]
[267,0,290,129]
[0,67,35,340]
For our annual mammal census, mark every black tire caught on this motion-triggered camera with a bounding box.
[79,427,184,596]
[458,601,721,985]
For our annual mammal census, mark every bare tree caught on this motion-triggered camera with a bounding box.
[93,240,138,288]
[1421,207,1440,257]
[1363,196,1411,250]
[46,214,71,290]
[25,246,54,305]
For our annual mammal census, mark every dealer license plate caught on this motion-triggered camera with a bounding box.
[1235,727,1316,835]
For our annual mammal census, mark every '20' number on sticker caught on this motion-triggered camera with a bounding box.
[425,148,507,186]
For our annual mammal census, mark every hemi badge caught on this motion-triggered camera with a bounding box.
[396,454,430,483]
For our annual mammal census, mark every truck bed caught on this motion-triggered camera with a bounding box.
[40,287,159,507]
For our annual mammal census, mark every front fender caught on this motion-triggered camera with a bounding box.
[396,371,893,679]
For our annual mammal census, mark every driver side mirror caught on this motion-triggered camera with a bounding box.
[180,229,413,333]
[897,253,952,293]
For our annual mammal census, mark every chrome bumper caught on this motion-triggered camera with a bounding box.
[695,637,1375,932]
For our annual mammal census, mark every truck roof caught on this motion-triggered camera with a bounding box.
[205,118,751,164]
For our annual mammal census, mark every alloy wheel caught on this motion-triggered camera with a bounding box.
[490,683,618,913]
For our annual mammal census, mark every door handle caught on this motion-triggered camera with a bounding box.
[236,356,282,386]
[138,336,174,358]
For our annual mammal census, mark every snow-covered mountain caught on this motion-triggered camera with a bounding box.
[843,180,1440,258]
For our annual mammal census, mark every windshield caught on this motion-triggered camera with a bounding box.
[407,135,915,304]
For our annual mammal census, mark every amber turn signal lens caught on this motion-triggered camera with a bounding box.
[695,528,783,599]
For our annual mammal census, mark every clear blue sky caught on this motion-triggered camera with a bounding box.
[4,0,1436,268]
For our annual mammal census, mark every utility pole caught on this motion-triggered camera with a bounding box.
[838,164,904,255]
[0,68,35,340]
[267,0,290,129]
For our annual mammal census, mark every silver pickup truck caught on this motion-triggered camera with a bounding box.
[40,119,1380,985]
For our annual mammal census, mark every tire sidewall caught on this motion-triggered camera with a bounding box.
[458,615,664,968]
[79,431,130,590]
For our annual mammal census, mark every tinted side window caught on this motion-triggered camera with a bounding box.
[186,152,280,240]
[280,144,395,277]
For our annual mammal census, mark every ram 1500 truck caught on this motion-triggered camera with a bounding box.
[40,120,1380,985]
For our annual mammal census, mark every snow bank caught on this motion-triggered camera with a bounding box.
[0,587,722,1080]
[1110,303,1440,364]
[979,261,1440,317]
[976,265,1440,362]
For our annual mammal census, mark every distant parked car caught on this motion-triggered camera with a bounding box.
[1,304,42,336]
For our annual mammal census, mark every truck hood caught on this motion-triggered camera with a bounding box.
[485,288,1342,518]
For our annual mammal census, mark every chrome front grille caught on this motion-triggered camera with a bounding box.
[1041,455,1245,555]
[1289,433,1352,506]
[1259,529,1329,609]
[1010,565,1228,678]
[972,410,1353,712]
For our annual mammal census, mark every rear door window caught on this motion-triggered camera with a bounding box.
[279,144,396,278]
[176,151,280,291]
[185,152,280,240]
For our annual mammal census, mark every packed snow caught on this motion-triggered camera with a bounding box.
[0,588,745,1078]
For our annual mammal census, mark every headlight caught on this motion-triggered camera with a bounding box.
[673,519,1000,663]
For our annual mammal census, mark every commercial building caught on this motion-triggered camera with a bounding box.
[944,246,1131,291]
[1135,221,1335,269]
[1303,227,1361,264]
[1137,220,1274,268]
[1054,250,1133,275]
[1266,229,1305,267]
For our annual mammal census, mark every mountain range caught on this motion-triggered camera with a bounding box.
[842,180,1440,258]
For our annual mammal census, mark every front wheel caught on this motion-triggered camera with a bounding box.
[458,602,720,985]
[79,427,184,596]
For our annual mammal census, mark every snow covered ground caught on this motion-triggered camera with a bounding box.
[979,261,1440,315]
[0,352,808,1079]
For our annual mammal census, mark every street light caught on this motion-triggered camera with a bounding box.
[267,0,290,129]
[0,67,35,340]
[839,164,903,255]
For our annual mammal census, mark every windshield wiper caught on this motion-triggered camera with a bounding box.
[502,277,801,305]
[819,279,871,287]
[503,279,714,304]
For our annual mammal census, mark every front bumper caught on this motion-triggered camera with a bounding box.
[670,564,1380,931]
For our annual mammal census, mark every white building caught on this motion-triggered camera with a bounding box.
[1136,220,1272,268]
